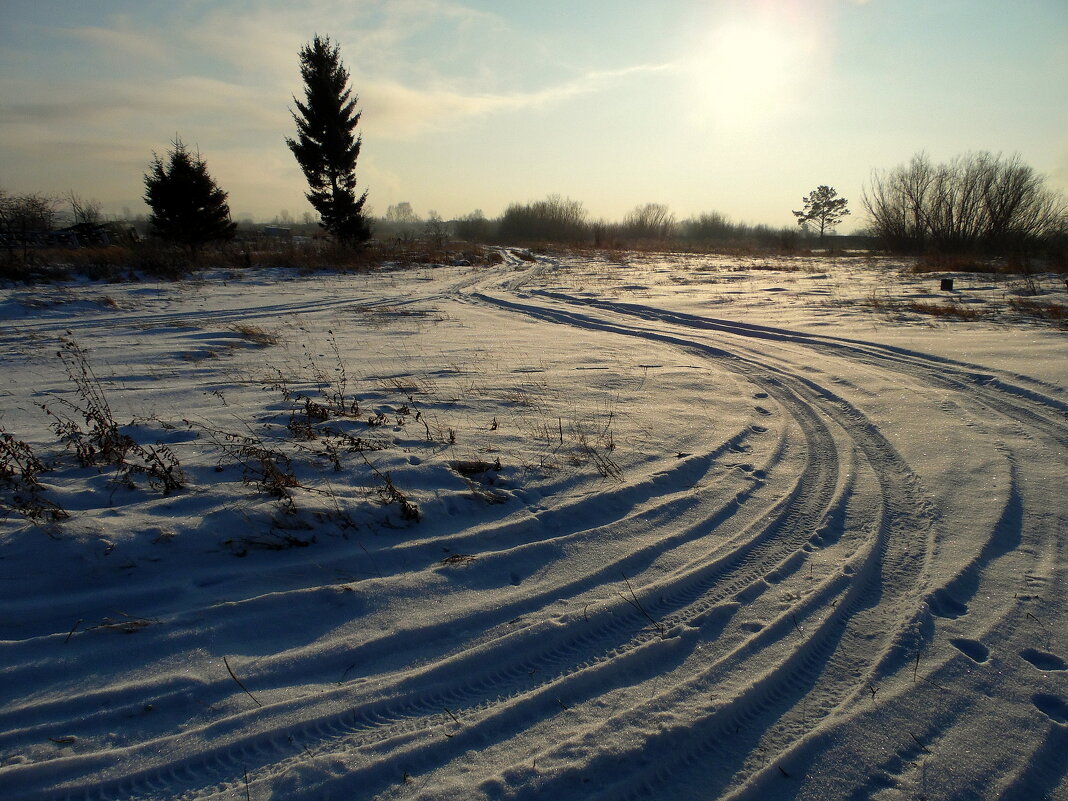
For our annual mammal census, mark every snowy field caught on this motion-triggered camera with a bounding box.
[1,249,1066,800]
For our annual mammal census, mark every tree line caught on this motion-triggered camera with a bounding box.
[372,197,807,251]
[862,152,1066,255]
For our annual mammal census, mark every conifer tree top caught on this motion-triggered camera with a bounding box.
[143,138,235,252]
[286,34,370,246]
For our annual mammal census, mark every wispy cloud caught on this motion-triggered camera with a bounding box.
[10,1,672,140]
[61,16,169,65]
[0,74,286,132]
[362,62,678,138]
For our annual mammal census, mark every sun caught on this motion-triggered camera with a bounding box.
[684,11,823,131]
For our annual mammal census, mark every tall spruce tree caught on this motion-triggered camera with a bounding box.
[143,139,236,251]
[286,35,371,246]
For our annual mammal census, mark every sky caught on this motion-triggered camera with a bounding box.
[1,0,1066,231]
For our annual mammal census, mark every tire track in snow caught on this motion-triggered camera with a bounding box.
[527,290,1068,444]
[17,387,847,801]
[454,287,1063,800]
[501,290,1067,687]
[165,289,933,801]
[438,292,937,801]
[8,269,1063,800]
[200,284,933,801]
[9,290,869,801]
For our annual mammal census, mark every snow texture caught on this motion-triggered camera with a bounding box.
[1,250,1066,800]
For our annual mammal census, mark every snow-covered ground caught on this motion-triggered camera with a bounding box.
[1,250,1066,800]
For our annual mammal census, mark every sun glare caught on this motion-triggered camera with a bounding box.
[685,13,821,131]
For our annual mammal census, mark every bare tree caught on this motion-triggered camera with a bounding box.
[0,190,57,233]
[623,203,677,241]
[864,152,1067,253]
[499,194,588,243]
[385,202,420,225]
[68,192,103,227]
[1,189,58,259]
[682,211,735,243]
[423,211,449,248]
[454,209,492,243]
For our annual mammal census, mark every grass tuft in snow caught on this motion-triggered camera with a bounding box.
[1009,297,1068,327]
[229,323,281,346]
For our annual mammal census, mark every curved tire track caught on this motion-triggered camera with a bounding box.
[6,262,1064,801]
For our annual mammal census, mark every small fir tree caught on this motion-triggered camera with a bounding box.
[143,139,236,251]
[286,35,371,246]
[793,185,850,242]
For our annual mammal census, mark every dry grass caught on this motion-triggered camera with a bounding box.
[901,301,984,320]
[3,237,492,284]
[863,293,987,322]
[247,240,490,272]
[737,262,806,273]
[909,253,1068,276]
[1008,298,1068,326]
[229,323,280,346]
[909,253,997,274]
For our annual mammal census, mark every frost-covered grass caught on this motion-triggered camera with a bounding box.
[1,250,1066,800]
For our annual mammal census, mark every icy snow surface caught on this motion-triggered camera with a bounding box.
[1,250,1066,800]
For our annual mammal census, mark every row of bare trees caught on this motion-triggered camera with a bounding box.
[863,152,1067,254]
[497,194,591,243]
[485,196,803,249]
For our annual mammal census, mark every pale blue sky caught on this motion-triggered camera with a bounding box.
[1,0,1065,229]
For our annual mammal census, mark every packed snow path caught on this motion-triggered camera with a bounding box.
[1,251,1065,800]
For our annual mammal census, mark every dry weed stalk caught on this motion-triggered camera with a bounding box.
[359,452,420,522]
[0,427,68,522]
[194,422,303,505]
[37,336,185,494]
[300,332,360,417]
[1009,298,1067,326]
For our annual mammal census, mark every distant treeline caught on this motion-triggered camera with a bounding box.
[376,196,828,253]
[375,152,1067,259]
[4,152,1065,263]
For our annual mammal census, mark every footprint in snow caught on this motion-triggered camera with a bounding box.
[950,638,989,663]
[1020,649,1067,671]
[928,589,968,619]
[1032,694,1068,724]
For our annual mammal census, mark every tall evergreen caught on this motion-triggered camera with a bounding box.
[143,139,236,251]
[286,35,371,246]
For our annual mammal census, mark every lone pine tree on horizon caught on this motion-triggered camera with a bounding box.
[793,185,850,242]
[286,34,371,246]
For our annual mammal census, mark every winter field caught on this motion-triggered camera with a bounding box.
[1,249,1066,800]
